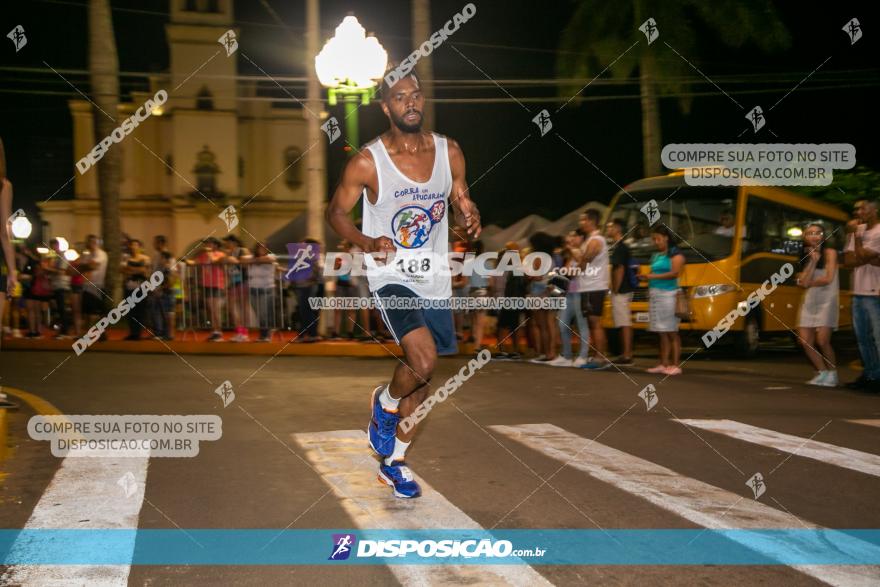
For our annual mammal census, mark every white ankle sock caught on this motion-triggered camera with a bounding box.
[379,384,400,411]
[384,438,410,466]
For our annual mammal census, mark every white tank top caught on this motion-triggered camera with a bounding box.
[577,232,610,291]
[362,132,452,299]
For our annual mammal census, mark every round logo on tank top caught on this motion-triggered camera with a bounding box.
[392,201,446,249]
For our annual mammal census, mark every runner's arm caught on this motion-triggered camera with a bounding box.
[326,151,394,253]
[448,139,481,239]
[1,179,16,288]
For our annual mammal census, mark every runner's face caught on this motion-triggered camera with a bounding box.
[383,76,424,133]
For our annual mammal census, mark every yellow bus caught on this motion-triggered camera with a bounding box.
[601,170,852,356]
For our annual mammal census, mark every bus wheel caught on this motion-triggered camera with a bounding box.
[735,315,760,358]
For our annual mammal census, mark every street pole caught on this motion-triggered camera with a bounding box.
[305,0,326,247]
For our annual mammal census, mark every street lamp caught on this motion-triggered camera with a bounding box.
[10,214,32,239]
[315,16,387,155]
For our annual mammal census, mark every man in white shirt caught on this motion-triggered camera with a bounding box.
[79,235,108,332]
[577,209,611,369]
[843,199,880,392]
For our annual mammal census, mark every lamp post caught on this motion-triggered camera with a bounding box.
[315,15,388,159]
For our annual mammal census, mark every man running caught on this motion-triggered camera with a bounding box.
[327,69,481,499]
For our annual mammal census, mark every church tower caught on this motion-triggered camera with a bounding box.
[166,0,238,200]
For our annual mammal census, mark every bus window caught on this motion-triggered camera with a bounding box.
[744,197,785,256]
[746,196,846,258]
[613,186,738,263]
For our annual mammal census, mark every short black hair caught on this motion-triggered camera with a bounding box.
[609,218,626,233]
[154,234,167,244]
[528,231,557,255]
[380,64,421,102]
[650,224,679,246]
[583,208,601,225]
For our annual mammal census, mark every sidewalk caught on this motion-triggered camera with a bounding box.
[2,328,409,357]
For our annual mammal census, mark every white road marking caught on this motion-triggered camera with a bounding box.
[1,450,149,586]
[675,419,880,477]
[846,419,880,429]
[492,423,880,587]
[293,429,552,586]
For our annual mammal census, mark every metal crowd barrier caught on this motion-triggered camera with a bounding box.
[175,263,289,341]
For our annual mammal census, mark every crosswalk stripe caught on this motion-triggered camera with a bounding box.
[0,451,149,586]
[846,419,880,429]
[293,429,552,586]
[491,423,880,587]
[675,419,880,478]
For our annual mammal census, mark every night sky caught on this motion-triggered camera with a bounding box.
[1,0,877,231]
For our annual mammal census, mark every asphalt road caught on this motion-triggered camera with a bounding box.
[1,344,879,586]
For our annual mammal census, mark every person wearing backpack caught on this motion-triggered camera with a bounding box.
[607,218,635,366]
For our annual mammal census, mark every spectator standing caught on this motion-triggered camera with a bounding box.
[46,238,71,339]
[494,242,527,360]
[331,240,356,339]
[548,230,590,367]
[189,238,226,341]
[79,235,108,338]
[607,218,635,366]
[223,235,251,342]
[290,238,321,342]
[120,239,151,340]
[243,241,278,342]
[642,225,685,375]
[526,232,560,363]
[68,250,85,337]
[843,199,880,392]
[150,235,176,341]
[22,246,50,338]
[451,237,469,342]
[796,223,839,387]
[466,240,490,352]
[577,209,611,370]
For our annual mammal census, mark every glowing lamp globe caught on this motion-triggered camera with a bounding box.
[11,215,32,239]
[315,16,388,90]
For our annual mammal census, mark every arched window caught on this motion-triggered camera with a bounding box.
[196,86,214,111]
[284,146,303,189]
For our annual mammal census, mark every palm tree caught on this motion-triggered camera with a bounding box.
[558,0,790,177]
[88,0,122,300]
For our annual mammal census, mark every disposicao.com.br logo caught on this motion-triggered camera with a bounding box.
[328,532,544,560]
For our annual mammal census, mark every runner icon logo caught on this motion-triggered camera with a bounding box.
[329,533,357,560]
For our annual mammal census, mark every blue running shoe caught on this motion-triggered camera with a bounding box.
[579,359,612,370]
[368,385,400,457]
[378,461,422,499]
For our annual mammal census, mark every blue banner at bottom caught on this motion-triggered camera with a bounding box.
[2,529,880,565]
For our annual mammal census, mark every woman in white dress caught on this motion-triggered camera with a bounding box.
[796,223,839,387]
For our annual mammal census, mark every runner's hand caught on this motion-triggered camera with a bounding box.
[365,236,396,254]
[457,198,482,238]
